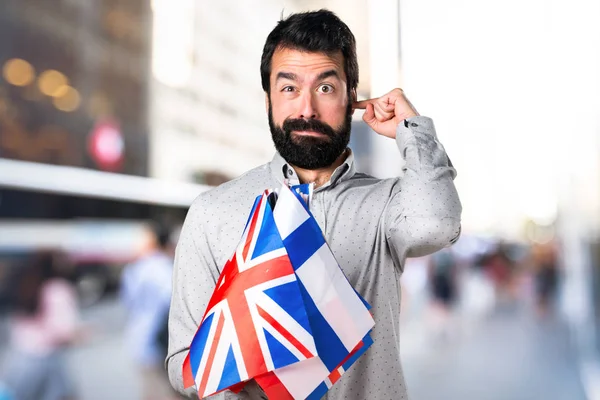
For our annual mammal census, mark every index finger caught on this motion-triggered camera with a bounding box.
[352,99,375,110]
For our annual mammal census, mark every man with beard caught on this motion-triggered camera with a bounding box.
[166,9,461,400]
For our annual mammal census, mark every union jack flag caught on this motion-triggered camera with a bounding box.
[183,190,318,398]
[184,184,375,399]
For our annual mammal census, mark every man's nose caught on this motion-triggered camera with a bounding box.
[297,92,318,120]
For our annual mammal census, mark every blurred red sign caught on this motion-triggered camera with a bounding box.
[88,120,124,171]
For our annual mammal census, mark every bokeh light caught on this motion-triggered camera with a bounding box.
[52,86,81,112]
[2,58,35,87]
[38,69,69,97]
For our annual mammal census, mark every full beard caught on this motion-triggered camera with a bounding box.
[268,101,352,170]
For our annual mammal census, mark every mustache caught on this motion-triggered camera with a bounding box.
[282,118,336,138]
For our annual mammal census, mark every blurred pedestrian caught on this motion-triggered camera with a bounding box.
[1,250,81,400]
[481,242,517,308]
[427,249,459,339]
[531,240,560,317]
[429,249,458,308]
[121,222,179,400]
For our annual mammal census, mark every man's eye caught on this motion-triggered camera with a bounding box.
[318,84,334,93]
[282,86,295,92]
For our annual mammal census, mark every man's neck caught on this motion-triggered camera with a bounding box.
[290,150,348,189]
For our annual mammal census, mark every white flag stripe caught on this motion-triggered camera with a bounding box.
[247,294,276,372]
[235,213,252,267]
[274,356,331,399]
[217,275,226,289]
[242,193,267,271]
[294,261,362,350]
[248,274,297,292]
[236,192,267,272]
[243,247,288,270]
[321,295,364,350]
[204,315,238,396]
[313,245,375,335]
[235,241,248,272]
[253,290,317,356]
[296,244,374,351]
[273,185,310,240]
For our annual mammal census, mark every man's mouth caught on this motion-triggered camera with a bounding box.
[292,130,328,137]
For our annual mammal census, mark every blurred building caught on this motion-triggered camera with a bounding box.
[149,1,293,184]
[0,0,151,177]
[0,0,155,220]
[149,0,376,184]
[0,0,205,305]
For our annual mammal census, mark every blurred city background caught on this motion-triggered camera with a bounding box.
[0,0,599,399]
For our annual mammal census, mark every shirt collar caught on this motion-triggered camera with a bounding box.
[269,149,356,189]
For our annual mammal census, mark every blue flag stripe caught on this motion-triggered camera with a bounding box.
[189,312,214,379]
[263,328,300,369]
[306,382,329,400]
[296,279,348,371]
[283,218,326,270]
[263,281,313,335]
[216,344,241,392]
[244,195,263,230]
[290,184,311,212]
[252,202,285,259]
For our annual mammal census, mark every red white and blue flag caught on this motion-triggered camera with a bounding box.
[183,184,375,399]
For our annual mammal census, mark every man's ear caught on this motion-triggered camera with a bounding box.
[264,92,270,113]
[350,89,357,115]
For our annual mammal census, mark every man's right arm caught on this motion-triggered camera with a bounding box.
[166,198,219,397]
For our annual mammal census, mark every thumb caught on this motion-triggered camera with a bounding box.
[362,103,378,130]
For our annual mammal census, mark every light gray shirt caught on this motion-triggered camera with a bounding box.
[166,116,462,399]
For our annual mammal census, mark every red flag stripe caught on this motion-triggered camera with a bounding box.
[256,304,314,360]
[255,372,294,400]
[242,196,263,261]
[328,367,342,385]
[183,353,195,389]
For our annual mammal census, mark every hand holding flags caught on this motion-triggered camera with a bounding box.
[183,184,375,399]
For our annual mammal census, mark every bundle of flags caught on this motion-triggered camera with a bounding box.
[183,183,375,399]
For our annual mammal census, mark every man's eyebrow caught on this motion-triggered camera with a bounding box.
[317,70,340,81]
[276,72,297,82]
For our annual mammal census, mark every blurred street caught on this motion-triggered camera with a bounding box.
[0,290,587,400]
[401,304,587,400]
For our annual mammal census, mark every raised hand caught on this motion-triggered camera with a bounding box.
[353,88,419,139]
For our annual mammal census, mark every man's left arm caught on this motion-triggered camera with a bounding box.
[385,115,462,259]
[354,89,462,261]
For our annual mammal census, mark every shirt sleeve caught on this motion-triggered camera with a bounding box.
[383,116,462,264]
[166,198,220,398]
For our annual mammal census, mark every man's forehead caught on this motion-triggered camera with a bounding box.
[271,48,345,77]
